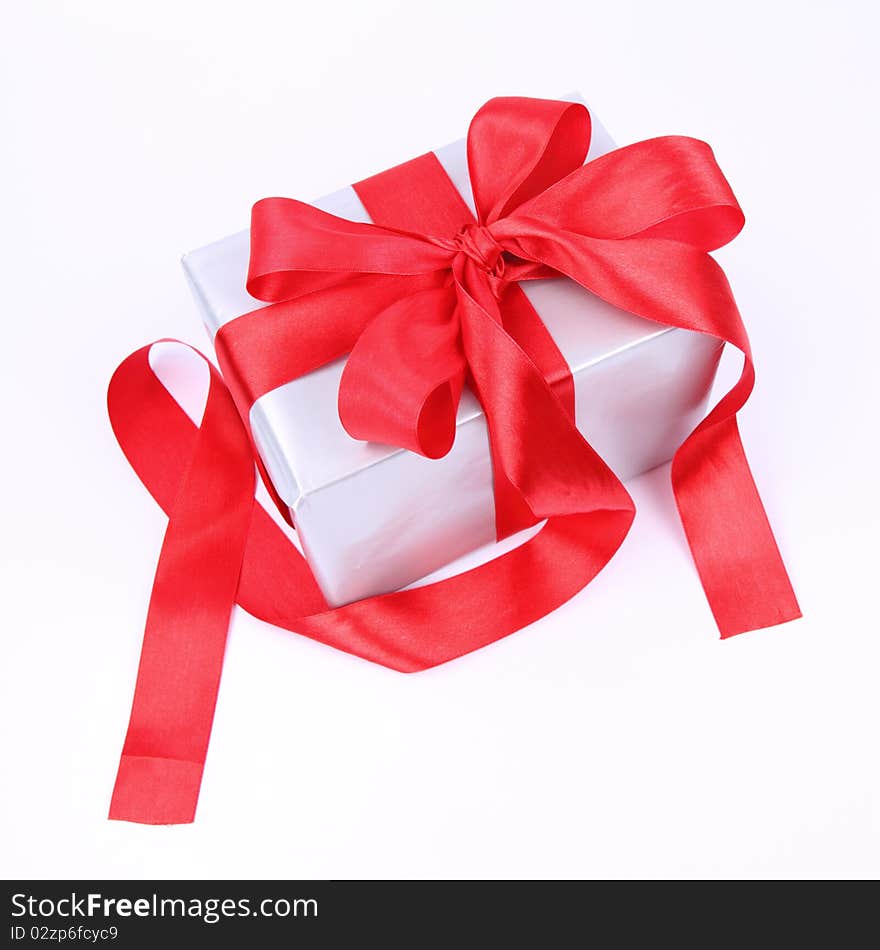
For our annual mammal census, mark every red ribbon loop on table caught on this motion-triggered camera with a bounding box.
[108,97,799,824]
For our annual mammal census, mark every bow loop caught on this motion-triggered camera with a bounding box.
[247,197,453,302]
[466,97,591,224]
[502,136,744,251]
[338,285,465,459]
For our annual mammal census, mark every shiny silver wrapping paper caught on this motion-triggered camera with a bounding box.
[182,101,724,607]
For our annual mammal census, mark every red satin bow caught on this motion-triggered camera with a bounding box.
[108,97,799,824]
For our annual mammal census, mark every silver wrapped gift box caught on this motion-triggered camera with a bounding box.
[182,98,723,607]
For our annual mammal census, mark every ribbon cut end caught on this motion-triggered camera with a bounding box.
[109,754,203,825]
[717,599,802,640]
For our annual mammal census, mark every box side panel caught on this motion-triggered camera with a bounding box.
[298,327,723,607]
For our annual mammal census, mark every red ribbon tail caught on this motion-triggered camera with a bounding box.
[107,345,255,824]
[673,416,800,638]
[109,756,205,825]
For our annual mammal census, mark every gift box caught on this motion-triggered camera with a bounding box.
[182,95,724,607]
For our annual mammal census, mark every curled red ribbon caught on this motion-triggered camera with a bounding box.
[108,97,799,824]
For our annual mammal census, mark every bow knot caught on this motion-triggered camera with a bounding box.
[448,223,506,281]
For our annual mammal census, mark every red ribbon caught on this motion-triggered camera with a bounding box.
[108,97,799,824]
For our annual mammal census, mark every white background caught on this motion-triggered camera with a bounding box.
[2,0,878,880]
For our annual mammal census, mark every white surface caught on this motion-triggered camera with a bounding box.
[1,0,877,880]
